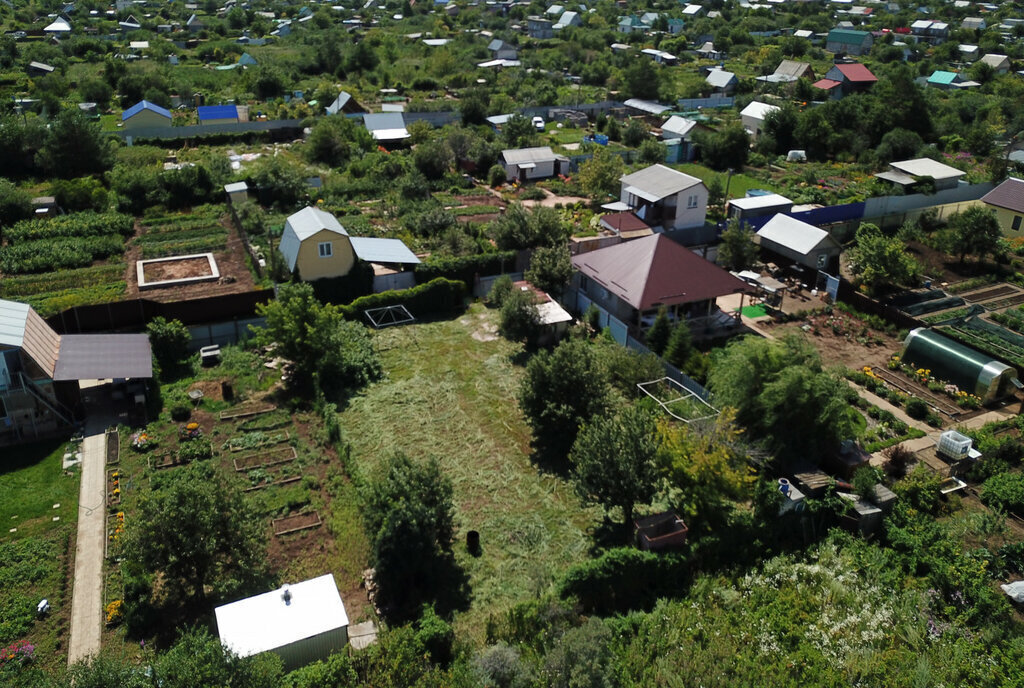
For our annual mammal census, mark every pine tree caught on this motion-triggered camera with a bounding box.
[645,307,671,355]
[663,320,694,369]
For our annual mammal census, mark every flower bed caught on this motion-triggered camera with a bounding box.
[885,357,982,409]
[0,640,35,670]
[107,469,121,506]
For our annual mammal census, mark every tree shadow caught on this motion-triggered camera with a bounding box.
[588,514,634,556]
[376,552,472,625]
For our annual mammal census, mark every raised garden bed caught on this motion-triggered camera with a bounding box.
[107,468,121,507]
[106,428,119,465]
[224,430,290,452]
[232,446,298,471]
[136,252,220,290]
[244,476,302,492]
[272,511,322,536]
[237,410,292,432]
[148,452,182,470]
[219,403,277,421]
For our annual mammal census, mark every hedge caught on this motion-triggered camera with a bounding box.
[340,277,466,320]
[414,251,516,285]
[558,547,691,615]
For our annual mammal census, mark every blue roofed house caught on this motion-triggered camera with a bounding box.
[927,70,962,88]
[198,104,239,124]
[122,100,172,130]
[237,52,258,66]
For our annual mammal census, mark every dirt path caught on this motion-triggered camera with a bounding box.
[67,403,115,665]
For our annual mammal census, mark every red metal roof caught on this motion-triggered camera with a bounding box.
[571,233,753,311]
[834,63,877,82]
[982,177,1024,214]
[599,212,651,234]
[812,78,841,90]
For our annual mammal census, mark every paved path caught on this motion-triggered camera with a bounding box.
[67,413,111,666]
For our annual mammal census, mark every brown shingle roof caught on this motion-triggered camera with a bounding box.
[982,177,1024,214]
[571,233,753,311]
[599,212,651,235]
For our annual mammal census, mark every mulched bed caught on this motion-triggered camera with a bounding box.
[106,429,119,465]
[226,430,290,452]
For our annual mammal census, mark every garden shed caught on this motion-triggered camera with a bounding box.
[215,574,349,671]
[901,328,1019,405]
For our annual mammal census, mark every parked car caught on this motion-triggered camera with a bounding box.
[532,116,545,131]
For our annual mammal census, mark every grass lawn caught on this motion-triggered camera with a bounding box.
[1,440,79,542]
[675,162,781,199]
[338,303,601,641]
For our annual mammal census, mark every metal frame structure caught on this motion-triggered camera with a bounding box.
[637,377,719,423]
[364,304,415,328]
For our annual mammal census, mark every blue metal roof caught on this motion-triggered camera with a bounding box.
[122,100,172,121]
[349,237,420,265]
[197,104,238,121]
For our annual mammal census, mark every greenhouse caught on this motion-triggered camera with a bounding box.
[902,328,1019,405]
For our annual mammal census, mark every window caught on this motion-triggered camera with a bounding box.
[686,194,699,209]
[817,253,828,269]
[318,242,333,258]
[1013,215,1022,232]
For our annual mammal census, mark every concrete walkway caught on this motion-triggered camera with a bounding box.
[67,411,112,666]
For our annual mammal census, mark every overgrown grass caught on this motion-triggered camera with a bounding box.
[337,304,600,640]
[0,440,79,542]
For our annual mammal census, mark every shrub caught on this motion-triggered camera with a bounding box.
[415,251,516,285]
[473,643,533,688]
[488,164,507,187]
[488,274,514,307]
[982,472,1024,515]
[882,443,913,479]
[147,317,191,370]
[558,547,690,615]
[904,397,928,420]
[415,606,454,666]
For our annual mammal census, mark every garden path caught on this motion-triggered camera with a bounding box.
[67,404,113,665]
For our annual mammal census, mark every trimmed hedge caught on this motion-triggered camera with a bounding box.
[558,547,691,615]
[340,277,466,320]
[414,251,516,285]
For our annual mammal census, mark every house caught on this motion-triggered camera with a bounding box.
[754,214,841,272]
[910,19,948,44]
[812,63,877,99]
[27,61,55,77]
[122,100,172,129]
[740,101,780,138]
[237,52,258,66]
[362,112,409,143]
[570,233,752,329]
[215,575,349,671]
[500,147,569,182]
[598,211,653,238]
[825,28,873,55]
[197,104,238,124]
[773,59,815,82]
[639,12,660,28]
[681,4,703,17]
[617,16,643,33]
[119,15,141,32]
[0,299,152,445]
[695,41,724,60]
[527,16,554,38]
[624,99,672,117]
[982,177,1024,235]
[927,70,962,89]
[186,13,204,32]
[619,164,707,231]
[659,115,701,161]
[705,68,737,94]
[875,158,966,192]
[279,207,419,282]
[727,193,793,223]
[279,207,356,280]
[640,48,677,65]
[545,4,564,16]
[959,44,980,62]
[962,16,986,30]
[513,280,573,344]
[325,91,365,115]
[667,18,684,35]
[487,38,518,60]
[43,16,72,35]
[979,53,1010,74]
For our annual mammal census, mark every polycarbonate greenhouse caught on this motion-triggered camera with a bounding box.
[902,328,1019,405]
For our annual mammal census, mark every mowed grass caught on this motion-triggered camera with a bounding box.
[337,304,600,640]
[675,162,781,199]
[0,440,79,542]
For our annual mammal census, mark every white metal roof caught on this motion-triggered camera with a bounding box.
[502,146,566,165]
[889,158,966,181]
[284,207,348,241]
[705,69,736,88]
[215,574,349,659]
[224,181,248,193]
[756,214,837,256]
[536,299,573,326]
[363,112,409,140]
[729,193,792,211]
[623,99,671,115]
[740,100,780,121]
[661,116,697,138]
[349,237,421,264]
[0,299,30,349]
[620,164,702,201]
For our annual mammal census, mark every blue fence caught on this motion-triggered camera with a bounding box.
[676,96,734,110]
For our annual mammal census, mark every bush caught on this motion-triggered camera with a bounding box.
[558,547,690,615]
[904,397,928,420]
[473,643,533,688]
[415,251,516,285]
[488,274,514,307]
[981,472,1024,515]
[339,278,466,320]
[415,606,454,665]
[178,438,213,463]
[146,317,191,371]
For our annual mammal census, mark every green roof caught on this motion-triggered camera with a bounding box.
[928,70,959,84]
[827,28,870,45]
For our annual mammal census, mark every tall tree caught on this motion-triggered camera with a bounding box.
[524,245,572,295]
[576,147,624,199]
[848,223,920,294]
[570,406,662,535]
[662,320,694,369]
[947,206,1003,264]
[716,217,758,271]
[36,109,115,178]
[645,307,671,355]
[499,287,541,345]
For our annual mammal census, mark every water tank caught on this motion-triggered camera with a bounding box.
[937,430,972,461]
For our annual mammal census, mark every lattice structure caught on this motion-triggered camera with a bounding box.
[637,377,719,424]
[364,304,415,328]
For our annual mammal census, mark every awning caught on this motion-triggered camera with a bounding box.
[811,78,841,90]
[875,170,917,185]
[517,162,536,170]
[601,201,631,212]
[53,334,153,381]
[349,237,420,264]
[623,185,662,203]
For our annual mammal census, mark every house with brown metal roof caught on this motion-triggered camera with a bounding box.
[598,212,653,239]
[0,299,153,445]
[569,233,752,334]
[812,63,877,99]
[982,178,1024,236]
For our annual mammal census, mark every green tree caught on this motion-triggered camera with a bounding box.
[36,109,115,178]
[248,156,308,210]
[623,119,649,148]
[305,115,373,167]
[146,317,191,372]
[491,204,567,250]
[51,176,108,213]
[570,406,661,534]
[524,245,572,295]
[499,287,541,345]
[281,653,358,688]
[695,125,750,171]
[413,139,454,180]
[622,58,660,100]
[503,114,536,149]
[645,307,671,355]
[576,147,624,199]
[61,653,150,688]
[155,628,283,688]
[362,453,456,619]
[253,282,382,393]
[948,206,1003,264]
[848,223,921,294]
[662,320,694,369]
[542,618,618,688]
[638,138,665,164]
[716,217,758,271]
[519,338,614,461]
[124,462,268,609]
[0,179,33,230]
[763,104,799,155]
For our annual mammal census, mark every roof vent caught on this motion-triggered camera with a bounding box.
[281,584,291,605]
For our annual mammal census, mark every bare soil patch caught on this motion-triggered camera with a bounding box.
[142,256,213,283]
[763,313,903,370]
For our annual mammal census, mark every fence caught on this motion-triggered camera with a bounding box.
[116,118,306,143]
[188,317,265,350]
[47,289,275,334]
[676,96,734,110]
[836,281,924,332]
[228,202,264,278]
[473,272,524,298]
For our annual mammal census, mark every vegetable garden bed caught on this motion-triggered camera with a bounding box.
[272,511,321,536]
[244,476,302,492]
[219,403,276,421]
[106,428,119,465]
[224,430,290,452]
[148,452,182,470]
[232,446,297,471]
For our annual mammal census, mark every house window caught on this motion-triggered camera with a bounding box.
[686,194,699,209]
[1013,215,1022,232]
[817,253,828,269]
[318,242,333,258]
